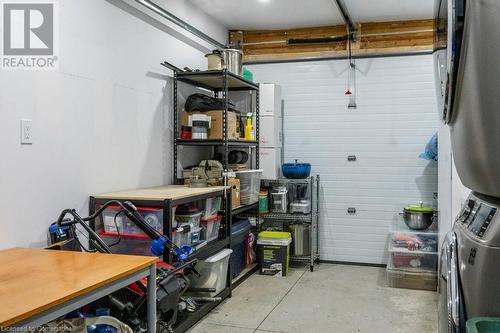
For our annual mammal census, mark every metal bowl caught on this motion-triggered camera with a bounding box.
[401,209,434,230]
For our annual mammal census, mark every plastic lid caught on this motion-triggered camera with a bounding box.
[258,231,291,239]
[405,205,434,213]
[205,248,233,263]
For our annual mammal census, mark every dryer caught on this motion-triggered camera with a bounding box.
[439,193,500,332]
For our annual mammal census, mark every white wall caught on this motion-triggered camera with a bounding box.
[0,0,226,249]
[249,55,439,264]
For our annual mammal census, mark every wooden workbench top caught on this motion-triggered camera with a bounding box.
[93,185,226,201]
[0,248,157,328]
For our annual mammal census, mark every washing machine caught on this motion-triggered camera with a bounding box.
[439,193,500,332]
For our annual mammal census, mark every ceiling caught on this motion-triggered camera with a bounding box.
[187,0,436,30]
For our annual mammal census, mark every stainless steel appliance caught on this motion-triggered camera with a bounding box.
[439,193,500,333]
[287,224,311,256]
[435,1,500,331]
[289,183,312,214]
[270,185,288,213]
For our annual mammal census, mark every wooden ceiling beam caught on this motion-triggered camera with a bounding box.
[229,19,436,63]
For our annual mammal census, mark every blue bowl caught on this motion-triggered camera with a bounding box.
[282,162,311,179]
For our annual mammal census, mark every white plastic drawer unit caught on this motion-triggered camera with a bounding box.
[259,83,282,117]
[259,116,282,148]
[259,147,281,180]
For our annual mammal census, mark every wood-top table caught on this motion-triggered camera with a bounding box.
[93,185,227,201]
[0,248,158,332]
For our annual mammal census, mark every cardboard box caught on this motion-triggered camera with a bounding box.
[181,110,240,140]
[228,178,241,209]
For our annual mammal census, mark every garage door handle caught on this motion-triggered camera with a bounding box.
[347,155,357,162]
[347,208,357,214]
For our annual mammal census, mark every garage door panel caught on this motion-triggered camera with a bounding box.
[249,55,438,264]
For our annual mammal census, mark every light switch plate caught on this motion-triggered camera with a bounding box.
[20,119,33,144]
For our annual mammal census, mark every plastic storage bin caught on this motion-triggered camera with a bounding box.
[231,218,252,279]
[388,245,438,272]
[235,169,263,205]
[386,266,437,291]
[188,249,233,297]
[202,197,221,220]
[389,230,438,253]
[201,215,222,242]
[175,211,202,228]
[101,205,163,236]
[257,231,292,276]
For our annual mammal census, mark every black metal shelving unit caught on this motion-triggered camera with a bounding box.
[171,69,261,332]
[89,187,233,333]
[89,188,229,265]
[173,69,260,183]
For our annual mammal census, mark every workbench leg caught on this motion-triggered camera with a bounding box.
[147,264,156,333]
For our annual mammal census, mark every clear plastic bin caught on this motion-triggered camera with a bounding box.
[188,249,233,297]
[202,197,221,220]
[386,266,437,291]
[235,169,263,205]
[101,205,163,236]
[201,215,222,242]
[388,244,438,273]
[175,211,202,228]
[389,231,438,253]
[172,226,189,248]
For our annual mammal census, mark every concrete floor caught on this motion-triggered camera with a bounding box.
[188,264,438,333]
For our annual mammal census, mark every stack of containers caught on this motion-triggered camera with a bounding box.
[386,219,438,291]
[258,83,283,180]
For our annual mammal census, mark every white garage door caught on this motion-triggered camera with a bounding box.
[249,55,438,264]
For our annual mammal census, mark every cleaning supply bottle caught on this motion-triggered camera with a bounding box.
[244,113,254,140]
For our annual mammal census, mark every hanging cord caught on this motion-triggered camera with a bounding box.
[345,25,353,95]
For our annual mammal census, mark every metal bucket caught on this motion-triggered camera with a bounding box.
[220,49,242,75]
[287,224,310,256]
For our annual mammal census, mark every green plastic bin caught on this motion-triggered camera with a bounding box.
[257,231,292,277]
[466,317,500,333]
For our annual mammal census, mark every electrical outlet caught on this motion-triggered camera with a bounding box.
[20,119,33,144]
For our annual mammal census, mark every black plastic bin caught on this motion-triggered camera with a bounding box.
[231,218,252,279]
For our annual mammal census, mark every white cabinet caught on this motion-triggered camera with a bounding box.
[259,147,281,180]
[258,83,282,179]
[259,83,282,117]
[259,116,282,147]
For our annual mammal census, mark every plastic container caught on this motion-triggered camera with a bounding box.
[235,169,263,205]
[188,249,233,297]
[101,205,163,236]
[389,230,438,253]
[231,218,252,279]
[203,197,221,220]
[172,226,190,248]
[257,231,292,276]
[388,244,438,272]
[386,266,437,291]
[466,318,500,333]
[259,190,269,213]
[175,211,202,228]
[201,215,222,243]
[189,226,202,245]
